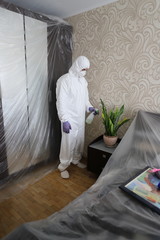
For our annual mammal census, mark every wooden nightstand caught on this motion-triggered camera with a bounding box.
[87,135,120,175]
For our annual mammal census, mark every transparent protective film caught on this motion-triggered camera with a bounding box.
[0,0,72,200]
[3,110,160,240]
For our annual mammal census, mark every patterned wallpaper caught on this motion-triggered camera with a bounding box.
[67,0,160,156]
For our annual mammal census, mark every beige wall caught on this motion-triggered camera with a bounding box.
[67,0,160,156]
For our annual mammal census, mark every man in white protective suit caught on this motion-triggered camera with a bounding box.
[56,56,97,179]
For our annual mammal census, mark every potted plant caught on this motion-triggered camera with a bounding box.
[100,99,130,146]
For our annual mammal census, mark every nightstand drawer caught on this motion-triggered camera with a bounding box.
[87,147,112,175]
[87,136,119,176]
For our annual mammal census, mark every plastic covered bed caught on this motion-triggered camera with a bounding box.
[2,110,160,240]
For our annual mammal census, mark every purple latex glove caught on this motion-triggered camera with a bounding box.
[89,107,99,115]
[63,121,71,133]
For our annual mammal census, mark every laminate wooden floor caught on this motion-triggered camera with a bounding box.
[0,163,97,238]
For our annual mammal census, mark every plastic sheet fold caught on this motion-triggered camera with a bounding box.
[0,0,72,199]
[3,110,160,239]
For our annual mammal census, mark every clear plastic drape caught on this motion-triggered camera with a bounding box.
[3,110,160,240]
[0,0,72,199]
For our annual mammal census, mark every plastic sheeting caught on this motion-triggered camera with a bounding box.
[2,110,160,239]
[0,0,72,199]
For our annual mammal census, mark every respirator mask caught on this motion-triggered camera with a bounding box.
[78,70,87,78]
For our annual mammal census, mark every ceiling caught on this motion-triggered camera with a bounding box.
[4,0,118,18]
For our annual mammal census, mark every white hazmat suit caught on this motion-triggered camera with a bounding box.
[56,56,95,177]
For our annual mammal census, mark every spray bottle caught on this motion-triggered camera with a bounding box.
[86,109,99,124]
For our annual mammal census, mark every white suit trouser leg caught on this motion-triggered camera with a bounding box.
[58,123,84,172]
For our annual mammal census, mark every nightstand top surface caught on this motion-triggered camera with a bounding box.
[89,139,117,153]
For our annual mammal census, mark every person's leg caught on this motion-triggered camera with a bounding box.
[72,126,86,168]
[58,122,77,178]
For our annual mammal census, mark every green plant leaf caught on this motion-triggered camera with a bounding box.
[115,118,130,132]
[100,99,130,136]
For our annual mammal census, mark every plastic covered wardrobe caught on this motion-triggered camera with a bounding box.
[0,0,72,197]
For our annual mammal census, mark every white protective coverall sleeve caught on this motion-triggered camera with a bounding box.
[56,74,72,122]
[85,81,93,113]
[56,56,93,171]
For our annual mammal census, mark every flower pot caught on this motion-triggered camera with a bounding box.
[103,135,118,147]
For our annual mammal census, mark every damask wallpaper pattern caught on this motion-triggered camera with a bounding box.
[67,0,160,156]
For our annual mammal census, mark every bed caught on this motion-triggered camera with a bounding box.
[2,110,160,240]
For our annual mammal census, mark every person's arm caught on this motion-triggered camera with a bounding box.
[56,78,72,133]
[84,81,93,112]
[84,81,98,115]
[56,77,70,122]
